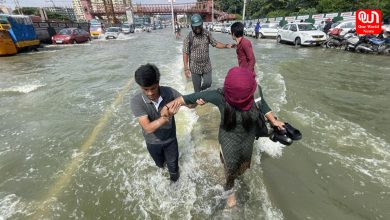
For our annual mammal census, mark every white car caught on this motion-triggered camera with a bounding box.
[105,27,121,39]
[277,23,326,46]
[222,23,231,33]
[134,26,143,33]
[259,23,280,38]
[245,24,256,37]
[121,23,134,34]
[329,20,355,36]
[213,23,223,32]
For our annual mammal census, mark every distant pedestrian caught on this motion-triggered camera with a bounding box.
[183,14,234,92]
[174,21,181,39]
[255,21,261,39]
[323,18,333,34]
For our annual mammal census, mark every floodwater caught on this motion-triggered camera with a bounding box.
[0,29,389,220]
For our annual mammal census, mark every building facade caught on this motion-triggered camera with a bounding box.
[72,0,132,22]
[0,5,12,14]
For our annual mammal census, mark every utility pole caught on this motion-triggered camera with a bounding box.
[242,0,247,22]
[211,0,214,23]
[169,0,174,34]
[13,0,23,15]
[49,0,56,8]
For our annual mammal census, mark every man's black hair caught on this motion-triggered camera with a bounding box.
[134,63,160,87]
[231,22,244,37]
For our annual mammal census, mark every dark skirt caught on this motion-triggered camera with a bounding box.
[219,127,256,190]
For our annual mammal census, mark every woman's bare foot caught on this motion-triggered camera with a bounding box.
[226,192,237,208]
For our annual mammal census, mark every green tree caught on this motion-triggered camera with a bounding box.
[317,0,355,13]
[12,7,39,15]
[267,10,288,18]
[46,11,70,21]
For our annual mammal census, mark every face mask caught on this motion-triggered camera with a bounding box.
[192,26,203,35]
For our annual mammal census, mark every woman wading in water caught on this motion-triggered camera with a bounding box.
[163,67,284,207]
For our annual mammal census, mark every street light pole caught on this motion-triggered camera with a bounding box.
[242,0,247,22]
[211,0,214,23]
[170,0,174,34]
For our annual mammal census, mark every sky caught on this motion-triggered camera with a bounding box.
[1,0,196,9]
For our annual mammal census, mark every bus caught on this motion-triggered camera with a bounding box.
[0,14,40,56]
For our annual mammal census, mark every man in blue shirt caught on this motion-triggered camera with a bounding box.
[255,21,261,39]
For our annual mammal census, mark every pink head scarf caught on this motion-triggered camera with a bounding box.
[224,67,257,111]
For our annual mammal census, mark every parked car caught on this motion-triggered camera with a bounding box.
[277,23,326,46]
[259,23,280,38]
[144,25,152,32]
[89,25,104,39]
[329,20,355,36]
[134,25,143,33]
[52,28,90,44]
[245,24,256,37]
[222,23,231,33]
[213,23,223,32]
[105,27,121,39]
[227,23,233,34]
[121,23,134,34]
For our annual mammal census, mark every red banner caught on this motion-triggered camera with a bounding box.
[356,10,382,34]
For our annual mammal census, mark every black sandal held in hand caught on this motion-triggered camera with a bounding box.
[284,123,302,140]
[269,128,293,146]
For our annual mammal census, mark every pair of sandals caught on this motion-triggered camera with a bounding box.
[270,123,302,146]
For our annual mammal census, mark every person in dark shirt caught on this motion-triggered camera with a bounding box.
[183,14,234,92]
[130,64,183,182]
[230,22,256,74]
[174,21,181,39]
[255,21,261,39]
[323,18,333,34]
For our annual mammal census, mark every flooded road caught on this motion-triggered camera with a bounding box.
[0,29,389,219]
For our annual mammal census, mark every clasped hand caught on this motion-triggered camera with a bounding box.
[160,100,181,118]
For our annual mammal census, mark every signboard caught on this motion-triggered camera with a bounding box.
[275,17,283,21]
[356,9,382,34]
[38,22,49,28]
[297,15,309,20]
[325,13,338,18]
[312,14,324,19]
[341,12,353,17]
[285,16,295,21]
[341,11,354,21]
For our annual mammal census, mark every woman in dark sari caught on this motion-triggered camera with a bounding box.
[163,67,284,207]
